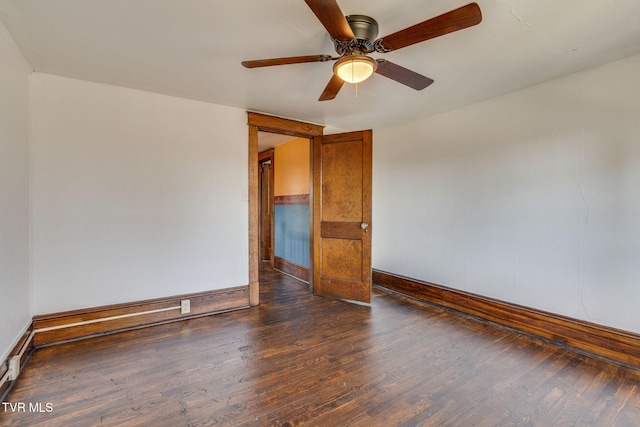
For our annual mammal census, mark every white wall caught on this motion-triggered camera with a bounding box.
[30,74,248,315]
[373,53,640,334]
[0,22,31,362]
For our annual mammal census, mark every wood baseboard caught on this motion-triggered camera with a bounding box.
[1,326,34,402]
[373,269,640,370]
[274,256,310,283]
[33,286,250,346]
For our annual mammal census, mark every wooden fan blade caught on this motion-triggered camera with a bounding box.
[377,3,482,52]
[305,0,355,41]
[319,74,345,101]
[242,55,332,68]
[375,59,434,90]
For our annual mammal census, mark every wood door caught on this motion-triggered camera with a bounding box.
[259,161,273,262]
[313,130,372,303]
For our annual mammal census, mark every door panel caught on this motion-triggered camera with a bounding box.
[321,239,363,281]
[313,130,372,303]
[320,140,363,222]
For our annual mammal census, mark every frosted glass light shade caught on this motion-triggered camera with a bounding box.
[334,55,377,84]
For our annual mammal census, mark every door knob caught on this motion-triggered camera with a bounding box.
[361,223,369,232]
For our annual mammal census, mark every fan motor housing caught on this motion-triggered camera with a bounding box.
[333,15,379,54]
[346,15,379,43]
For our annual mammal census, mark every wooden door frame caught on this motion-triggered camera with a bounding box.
[258,149,274,266]
[247,112,324,306]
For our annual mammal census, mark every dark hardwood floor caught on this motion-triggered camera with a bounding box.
[3,263,640,426]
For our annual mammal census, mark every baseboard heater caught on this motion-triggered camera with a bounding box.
[34,305,181,334]
[32,286,250,346]
[1,286,250,403]
[1,327,35,402]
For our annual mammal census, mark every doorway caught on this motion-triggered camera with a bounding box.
[260,136,312,282]
[248,112,373,306]
[247,113,324,306]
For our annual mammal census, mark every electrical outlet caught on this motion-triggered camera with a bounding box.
[8,355,20,381]
[180,299,190,314]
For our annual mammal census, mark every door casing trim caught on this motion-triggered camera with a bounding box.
[247,112,324,305]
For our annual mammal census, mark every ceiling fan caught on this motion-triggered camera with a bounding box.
[242,0,482,101]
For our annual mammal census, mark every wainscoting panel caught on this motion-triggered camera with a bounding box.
[373,269,640,370]
[274,203,310,268]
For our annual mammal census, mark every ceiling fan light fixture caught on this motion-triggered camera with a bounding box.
[334,55,377,84]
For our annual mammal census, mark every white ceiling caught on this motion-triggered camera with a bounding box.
[2,0,640,131]
[258,131,298,152]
